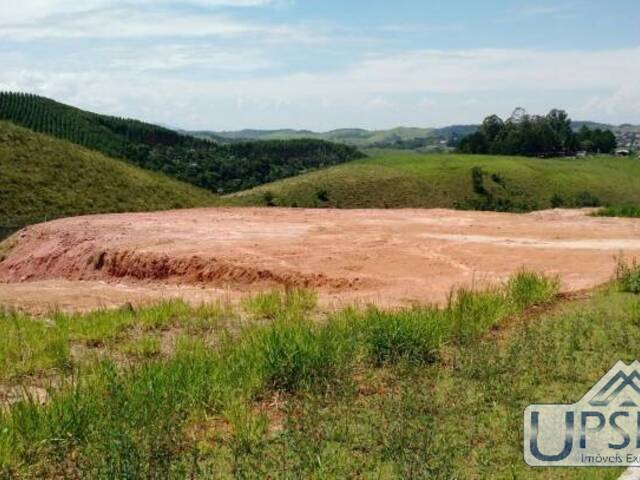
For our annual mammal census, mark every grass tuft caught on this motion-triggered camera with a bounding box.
[617,257,640,294]
[596,205,640,218]
[242,288,317,320]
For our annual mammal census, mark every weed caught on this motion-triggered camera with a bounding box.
[616,257,640,294]
[121,336,162,359]
[242,288,317,320]
[361,307,443,365]
[0,312,71,380]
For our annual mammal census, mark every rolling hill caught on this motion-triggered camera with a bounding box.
[200,122,640,152]
[223,151,640,211]
[193,126,459,150]
[0,92,363,194]
[0,120,216,236]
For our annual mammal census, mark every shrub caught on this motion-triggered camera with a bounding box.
[490,173,506,188]
[316,188,330,203]
[262,191,276,207]
[550,193,565,208]
[574,191,601,207]
[471,166,486,195]
[617,258,640,294]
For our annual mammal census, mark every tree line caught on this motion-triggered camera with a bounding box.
[457,108,617,156]
[0,92,363,193]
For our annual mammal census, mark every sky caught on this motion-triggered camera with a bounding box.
[0,0,639,130]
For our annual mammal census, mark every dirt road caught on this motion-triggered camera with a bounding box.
[1,207,639,312]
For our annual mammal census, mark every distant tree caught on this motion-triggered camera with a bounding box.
[547,109,576,151]
[481,115,504,143]
[576,125,617,153]
[508,107,528,124]
[459,131,489,154]
[458,108,583,157]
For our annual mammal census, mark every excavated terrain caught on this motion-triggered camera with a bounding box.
[1,207,639,312]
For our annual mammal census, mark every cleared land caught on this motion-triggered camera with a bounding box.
[225,152,640,211]
[1,207,640,312]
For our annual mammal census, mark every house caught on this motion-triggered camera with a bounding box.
[615,148,631,157]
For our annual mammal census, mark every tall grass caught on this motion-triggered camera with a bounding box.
[0,300,231,382]
[360,272,558,365]
[596,205,640,218]
[0,272,557,477]
[616,258,640,294]
[0,312,71,380]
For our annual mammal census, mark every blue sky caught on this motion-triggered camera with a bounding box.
[0,0,638,130]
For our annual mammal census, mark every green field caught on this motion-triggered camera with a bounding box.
[0,121,216,232]
[225,151,640,211]
[2,266,640,478]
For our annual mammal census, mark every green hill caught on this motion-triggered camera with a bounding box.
[0,92,363,194]
[0,121,215,235]
[201,121,640,152]
[196,126,445,149]
[224,151,640,211]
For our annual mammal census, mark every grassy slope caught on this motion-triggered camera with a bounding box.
[0,121,215,229]
[225,151,640,210]
[3,269,640,478]
[0,93,363,195]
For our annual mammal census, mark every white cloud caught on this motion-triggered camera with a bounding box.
[579,84,640,119]
[497,3,576,22]
[514,5,569,17]
[100,44,276,72]
[1,0,279,23]
[0,8,308,41]
[2,46,640,129]
[204,48,640,106]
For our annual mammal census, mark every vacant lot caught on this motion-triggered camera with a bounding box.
[1,207,640,312]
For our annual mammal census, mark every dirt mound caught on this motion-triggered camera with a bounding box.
[94,249,360,289]
[1,207,640,311]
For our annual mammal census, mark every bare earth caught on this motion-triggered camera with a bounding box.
[1,207,640,313]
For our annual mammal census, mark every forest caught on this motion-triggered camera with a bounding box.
[457,108,617,156]
[0,92,363,193]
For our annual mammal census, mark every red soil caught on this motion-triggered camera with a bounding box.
[1,207,639,312]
